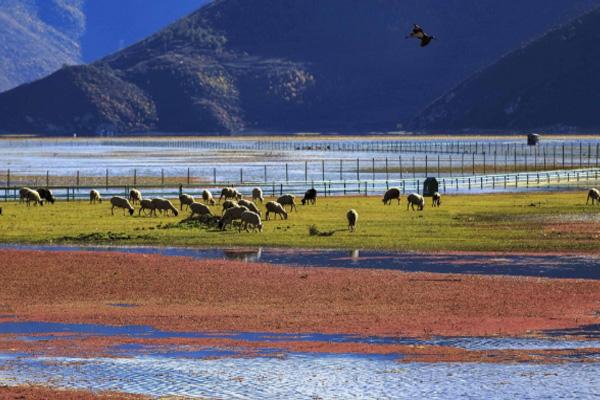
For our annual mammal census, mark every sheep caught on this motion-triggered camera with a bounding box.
[252,187,264,203]
[110,196,134,216]
[219,187,242,203]
[89,190,102,204]
[587,188,600,205]
[21,188,44,207]
[129,189,142,205]
[238,199,261,216]
[432,192,442,207]
[179,194,195,210]
[240,211,263,232]
[151,198,179,217]
[190,202,213,218]
[347,209,358,232]
[277,194,297,212]
[202,189,216,205]
[222,200,238,213]
[218,205,249,230]
[382,188,401,205]
[265,201,288,220]
[407,193,425,211]
[36,188,55,204]
[138,199,155,216]
[19,187,34,204]
[301,188,317,205]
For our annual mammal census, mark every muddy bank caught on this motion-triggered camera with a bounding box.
[1,249,599,338]
[0,386,147,399]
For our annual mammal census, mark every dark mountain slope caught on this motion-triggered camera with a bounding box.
[1,0,600,134]
[411,7,600,132]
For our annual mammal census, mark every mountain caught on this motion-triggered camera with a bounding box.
[0,0,206,92]
[410,7,600,132]
[1,0,600,135]
[0,0,84,92]
[81,0,206,62]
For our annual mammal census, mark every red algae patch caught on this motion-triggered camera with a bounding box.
[0,386,148,399]
[1,249,599,338]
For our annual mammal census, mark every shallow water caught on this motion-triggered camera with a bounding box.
[1,353,599,399]
[2,243,600,280]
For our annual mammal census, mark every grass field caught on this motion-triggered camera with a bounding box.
[1,191,599,252]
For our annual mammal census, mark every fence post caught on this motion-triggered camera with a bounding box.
[240,168,243,184]
[161,168,165,186]
[472,153,475,176]
[46,170,49,187]
[356,159,360,181]
[213,168,217,184]
[264,165,267,183]
[105,169,109,191]
[187,168,190,185]
[134,169,137,186]
[322,160,325,182]
[425,155,428,177]
[76,170,80,187]
[285,163,289,183]
[305,161,308,183]
[399,156,403,179]
[339,160,343,181]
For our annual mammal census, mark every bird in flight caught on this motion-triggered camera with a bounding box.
[406,24,436,47]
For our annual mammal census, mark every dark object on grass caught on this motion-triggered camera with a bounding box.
[309,225,336,237]
[423,177,439,197]
[36,188,55,204]
[528,133,540,146]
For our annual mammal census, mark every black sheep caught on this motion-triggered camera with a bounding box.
[301,188,318,205]
[36,188,55,204]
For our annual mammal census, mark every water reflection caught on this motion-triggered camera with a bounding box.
[223,248,263,262]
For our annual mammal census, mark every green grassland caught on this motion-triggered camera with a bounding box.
[0,191,599,252]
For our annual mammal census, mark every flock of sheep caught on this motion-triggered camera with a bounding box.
[13,185,600,233]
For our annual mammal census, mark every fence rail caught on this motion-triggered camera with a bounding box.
[4,168,600,202]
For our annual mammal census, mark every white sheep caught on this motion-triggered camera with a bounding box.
[219,187,242,203]
[129,189,142,205]
[20,188,43,207]
[151,198,179,217]
[218,205,249,230]
[240,211,263,232]
[190,202,212,218]
[265,201,288,220]
[252,187,264,203]
[587,188,600,205]
[202,189,216,205]
[347,209,358,232]
[382,188,401,205]
[110,196,134,216]
[407,193,425,211]
[432,192,441,207]
[89,190,102,204]
[179,193,195,210]
[277,194,297,212]
[222,200,238,213]
[138,199,155,216]
[238,199,261,216]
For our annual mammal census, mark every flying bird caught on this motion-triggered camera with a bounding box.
[406,24,436,47]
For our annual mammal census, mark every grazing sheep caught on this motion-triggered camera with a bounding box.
[382,188,401,205]
[301,188,318,205]
[240,211,263,232]
[36,188,55,204]
[179,194,195,210]
[129,189,142,205]
[432,192,441,207]
[407,193,425,211]
[222,200,238,213]
[277,194,297,212]
[252,187,264,203]
[138,199,155,216]
[190,202,213,218]
[89,190,102,204]
[265,201,288,220]
[347,209,358,232]
[202,189,216,205]
[21,188,44,207]
[587,188,600,205]
[238,199,261,216]
[151,198,179,217]
[110,196,134,216]
[219,187,242,203]
[19,187,33,204]
[218,205,249,230]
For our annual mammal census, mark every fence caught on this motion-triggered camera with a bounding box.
[4,168,600,202]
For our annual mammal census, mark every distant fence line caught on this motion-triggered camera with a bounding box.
[6,138,600,158]
[3,168,600,202]
[2,150,599,189]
